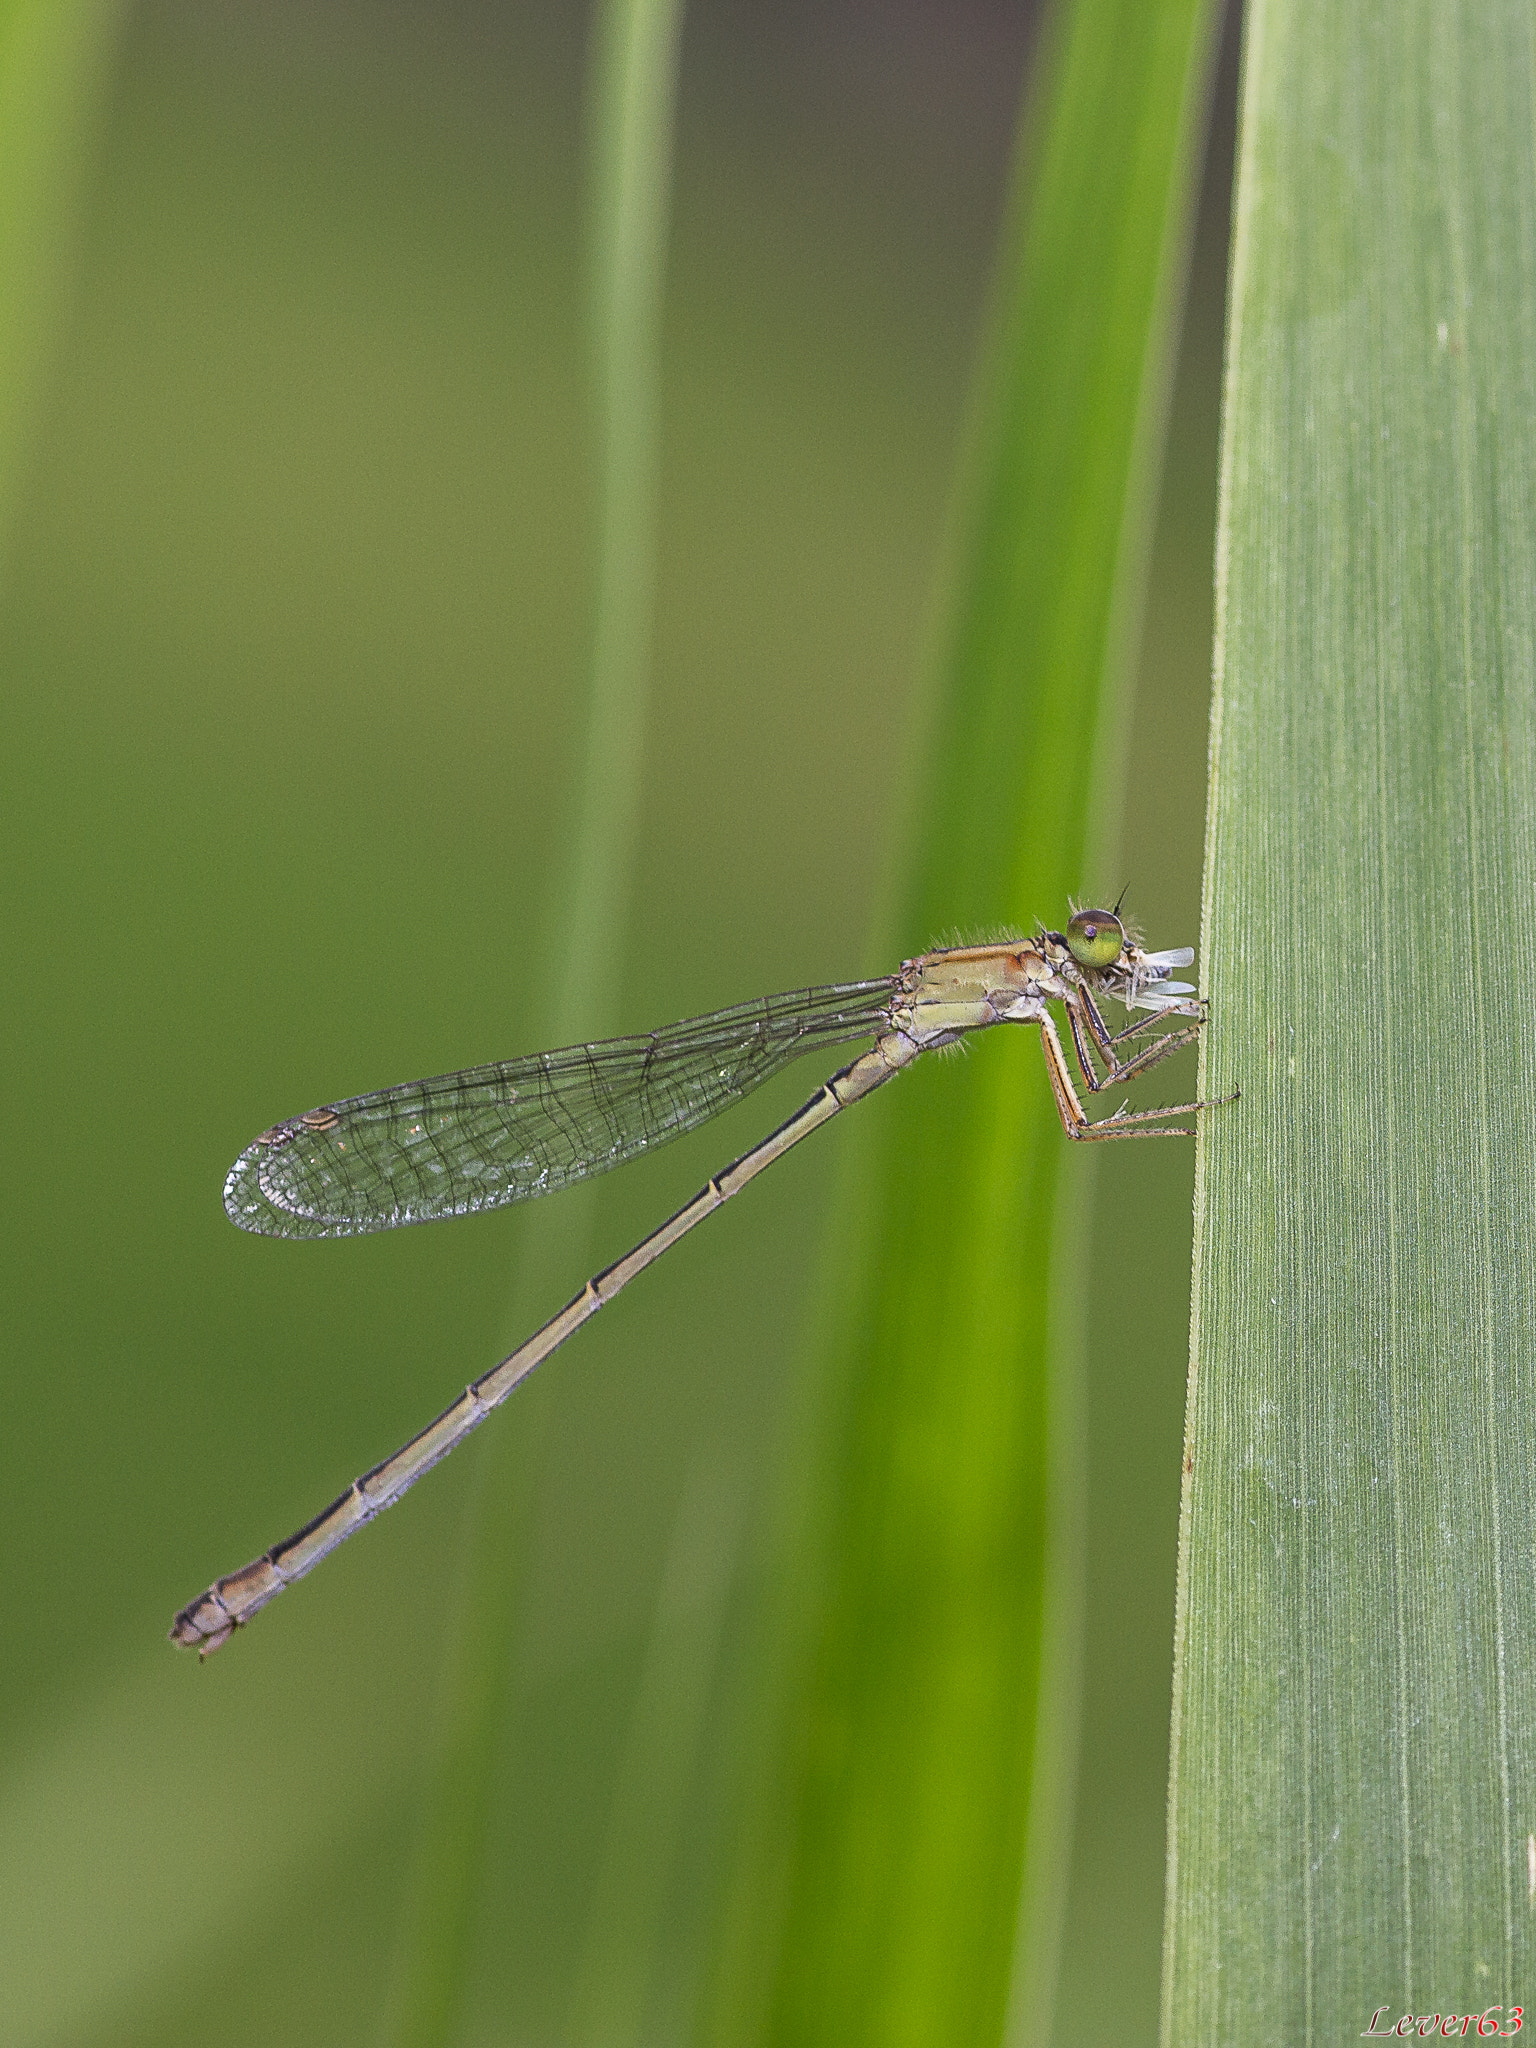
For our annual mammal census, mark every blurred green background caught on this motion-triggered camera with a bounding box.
[0,3,1231,2041]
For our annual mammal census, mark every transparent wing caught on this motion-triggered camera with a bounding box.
[224,979,898,1238]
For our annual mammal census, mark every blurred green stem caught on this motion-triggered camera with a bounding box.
[562,0,682,1033]
[708,3,1222,2043]
[386,3,684,2041]
[0,0,123,572]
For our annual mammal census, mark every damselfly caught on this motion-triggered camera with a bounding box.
[172,908,1231,1654]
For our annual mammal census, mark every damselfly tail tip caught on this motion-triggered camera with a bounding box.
[169,1592,235,1657]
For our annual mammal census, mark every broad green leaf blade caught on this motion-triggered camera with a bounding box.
[1167,0,1536,2036]
[712,3,1222,2042]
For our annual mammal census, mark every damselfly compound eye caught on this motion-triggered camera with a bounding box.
[1067,909,1124,971]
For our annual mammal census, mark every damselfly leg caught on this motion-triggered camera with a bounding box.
[1065,983,1205,1093]
[1047,989,1230,1141]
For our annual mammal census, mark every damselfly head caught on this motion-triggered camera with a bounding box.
[1057,905,1200,1012]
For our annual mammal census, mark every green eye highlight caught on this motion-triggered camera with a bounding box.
[1066,909,1125,971]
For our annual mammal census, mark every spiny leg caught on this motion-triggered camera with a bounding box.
[1040,1012,1227,1141]
[1078,978,1208,1060]
[1065,989,1204,1096]
[1066,995,1198,1092]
